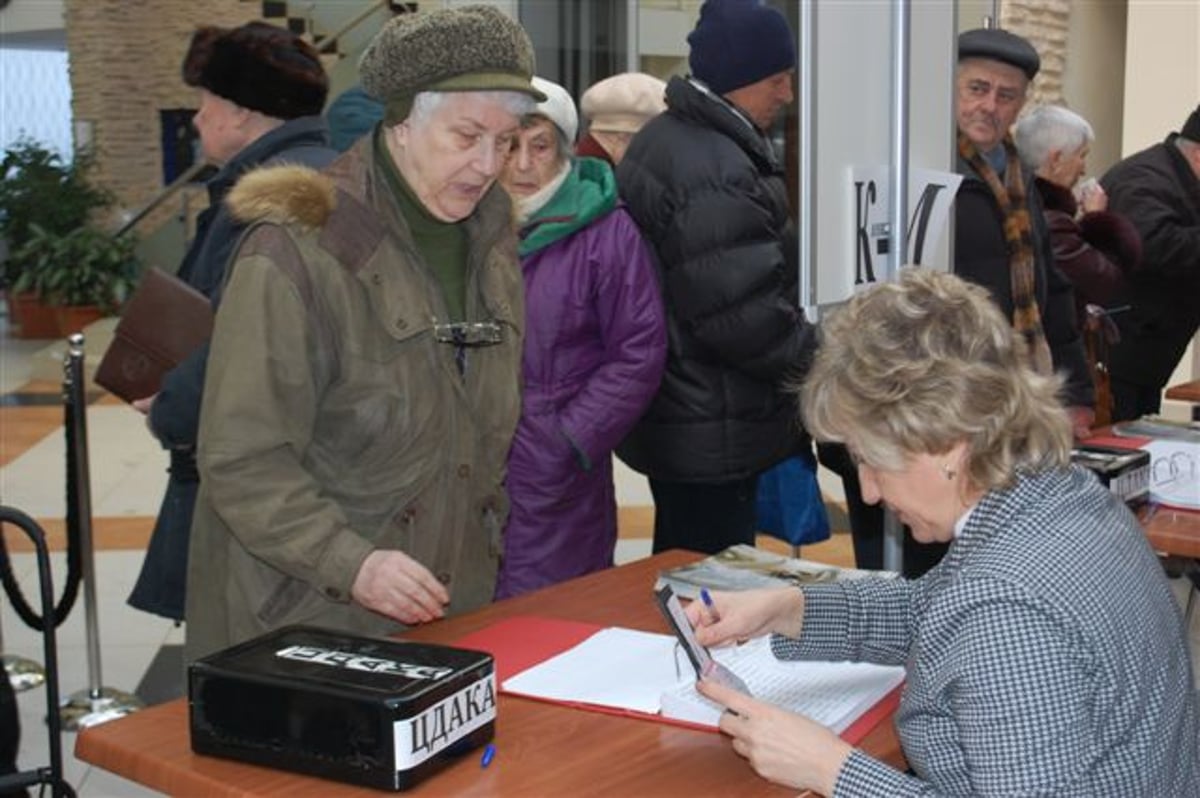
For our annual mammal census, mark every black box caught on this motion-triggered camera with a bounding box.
[1071,445,1150,507]
[189,626,495,791]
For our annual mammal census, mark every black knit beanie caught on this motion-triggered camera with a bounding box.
[183,22,328,120]
[687,0,796,95]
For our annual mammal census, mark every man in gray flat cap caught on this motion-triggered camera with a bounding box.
[184,5,542,662]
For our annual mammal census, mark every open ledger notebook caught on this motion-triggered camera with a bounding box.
[454,616,904,742]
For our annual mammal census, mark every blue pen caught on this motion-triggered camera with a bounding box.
[699,588,720,621]
[480,743,496,769]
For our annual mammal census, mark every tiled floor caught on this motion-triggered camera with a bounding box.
[2,320,1199,797]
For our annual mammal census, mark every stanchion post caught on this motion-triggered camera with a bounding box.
[57,333,143,730]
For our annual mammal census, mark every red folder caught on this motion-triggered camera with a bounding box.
[1080,433,1152,450]
[454,615,902,744]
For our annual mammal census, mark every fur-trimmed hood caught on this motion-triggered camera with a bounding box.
[227,164,337,229]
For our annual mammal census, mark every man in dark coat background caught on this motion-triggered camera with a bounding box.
[1100,105,1200,421]
[824,27,1095,577]
[127,22,336,621]
[616,0,817,555]
[951,28,1094,423]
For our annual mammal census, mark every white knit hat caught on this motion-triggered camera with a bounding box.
[530,76,578,143]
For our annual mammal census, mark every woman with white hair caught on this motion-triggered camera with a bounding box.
[1015,105,1141,325]
[1015,105,1141,422]
[494,77,666,598]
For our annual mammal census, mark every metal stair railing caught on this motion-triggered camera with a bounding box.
[112,160,210,240]
[311,0,390,54]
[115,0,399,245]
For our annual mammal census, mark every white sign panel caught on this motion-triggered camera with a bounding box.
[804,1,957,306]
[847,167,961,286]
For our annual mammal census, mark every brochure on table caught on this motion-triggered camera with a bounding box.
[655,543,890,601]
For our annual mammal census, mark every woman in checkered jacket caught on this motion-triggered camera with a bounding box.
[687,268,1198,797]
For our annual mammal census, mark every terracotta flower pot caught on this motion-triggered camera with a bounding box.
[9,292,60,339]
[55,304,107,336]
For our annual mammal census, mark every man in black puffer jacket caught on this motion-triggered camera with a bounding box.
[616,0,817,555]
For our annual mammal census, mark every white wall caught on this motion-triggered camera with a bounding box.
[614,458,652,506]
[0,0,64,38]
[1121,1,1199,154]
[1122,0,1200,415]
[1062,0,1127,176]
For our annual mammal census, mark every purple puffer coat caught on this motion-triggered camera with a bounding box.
[495,163,666,599]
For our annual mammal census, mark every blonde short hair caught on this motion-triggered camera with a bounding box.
[800,269,1072,492]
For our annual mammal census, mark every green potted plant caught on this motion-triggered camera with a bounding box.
[12,223,138,335]
[0,138,133,337]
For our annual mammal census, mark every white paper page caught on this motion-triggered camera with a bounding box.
[1145,440,1200,510]
[502,627,679,714]
[661,636,905,732]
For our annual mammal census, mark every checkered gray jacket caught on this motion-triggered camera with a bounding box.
[774,465,1199,796]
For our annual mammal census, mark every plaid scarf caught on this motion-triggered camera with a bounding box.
[958,132,1054,375]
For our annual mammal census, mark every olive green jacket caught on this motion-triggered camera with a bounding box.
[185,141,524,663]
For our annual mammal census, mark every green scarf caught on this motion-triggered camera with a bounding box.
[958,131,1053,376]
[517,157,618,257]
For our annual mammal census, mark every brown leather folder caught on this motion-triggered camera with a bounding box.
[94,268,213,403]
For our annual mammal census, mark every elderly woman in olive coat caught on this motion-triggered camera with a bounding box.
[185,8,542,663]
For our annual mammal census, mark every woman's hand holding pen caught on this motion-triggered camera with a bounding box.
[684,587,805,646]
[698,676,852,797]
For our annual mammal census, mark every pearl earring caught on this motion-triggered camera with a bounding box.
[942,464,957,481]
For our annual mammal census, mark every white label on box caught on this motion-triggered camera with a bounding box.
[274,645,455,681]
[1111,464,1149,502]
[394,673,496,770]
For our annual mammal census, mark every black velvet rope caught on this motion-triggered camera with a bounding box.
[0,385,84,630]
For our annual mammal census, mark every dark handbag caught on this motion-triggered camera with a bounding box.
[755,454,831,546]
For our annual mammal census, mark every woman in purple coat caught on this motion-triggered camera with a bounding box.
[495,77,666,599]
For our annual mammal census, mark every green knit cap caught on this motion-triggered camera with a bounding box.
[359,5,546,125]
